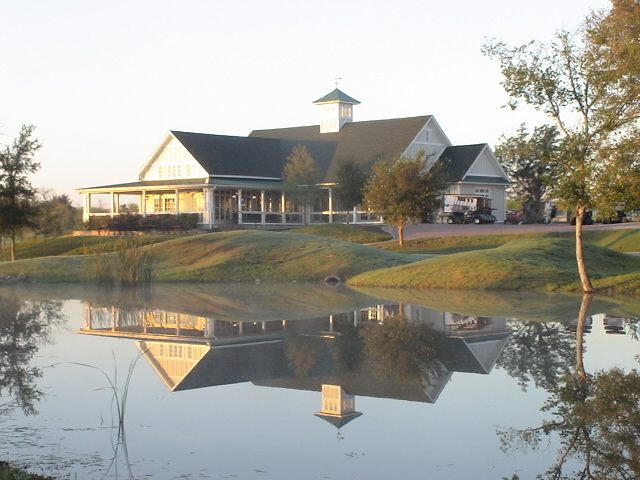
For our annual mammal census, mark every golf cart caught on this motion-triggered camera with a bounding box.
[441,194,497,224]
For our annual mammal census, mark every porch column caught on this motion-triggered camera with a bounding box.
[281,192,286,224]
[83,193,91,222]
[237,189,243,224]
[207,187,215,227]
[110,192,116,218]
[175,189,180,215]
[141,191,147,217]
[261,190,266,224]
[352,207,358,224]
[328,188,334,223]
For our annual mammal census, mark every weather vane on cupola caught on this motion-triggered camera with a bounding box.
[334,76,342,88]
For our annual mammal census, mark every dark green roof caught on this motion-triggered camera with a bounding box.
[462,175,512,185]
[250,116,433,182]
[313,88,361,105]
[77,178,210,192]
[438,144,486,182]
[314,412,363,429]
[172,131,337,180]
[77,177,285,192]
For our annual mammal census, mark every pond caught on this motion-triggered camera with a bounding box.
[0,283,638,480]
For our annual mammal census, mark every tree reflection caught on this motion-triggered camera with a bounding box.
[497,320,575,391]
[0,297,65,415]
[499,295,640,479]
[362,314,446,387]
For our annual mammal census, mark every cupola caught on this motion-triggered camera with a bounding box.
[313,89,360,133]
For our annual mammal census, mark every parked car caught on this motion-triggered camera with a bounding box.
[569,211,594,225]
[600,210,628,224]
[504,210,526,224]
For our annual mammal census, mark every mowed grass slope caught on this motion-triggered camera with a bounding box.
[377,228,640,254]
[288,224,392,243]
[0,231,419,283]
[349,238,640,294]
[150,231,415,281]
[0,234,183,261]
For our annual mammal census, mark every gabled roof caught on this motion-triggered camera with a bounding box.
[313,88,361,105]
[438,144,510,184]
[438,144,487,182]
[171,131,338,180]
[250,115,433,182]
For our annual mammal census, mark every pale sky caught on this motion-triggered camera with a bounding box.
[1,0,612,204]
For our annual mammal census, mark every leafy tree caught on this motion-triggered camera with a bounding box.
[283,145,320,225]
[495,125,560,221]
[483,5,640,292]
[364,152,449,245]
[0,125,42,261]
[35,190,81,237]
[333,157,368,224]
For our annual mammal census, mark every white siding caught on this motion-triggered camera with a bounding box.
[467,147,508,178]
[140,137,208,181]
[402,119,451,162]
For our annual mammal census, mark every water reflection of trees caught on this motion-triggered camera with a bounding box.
[0,297,65,414]
[284,313,446,388]
[499,295,640,480]
[361,314,446,387]
[497,320,575,391]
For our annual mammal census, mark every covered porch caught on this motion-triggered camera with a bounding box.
[77,179,381,230]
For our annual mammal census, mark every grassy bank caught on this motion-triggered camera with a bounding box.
[0,234,183,261]
[377,228,640,254]
[349,238,640,294]
[289,224,392,243]
[0,230,418,283]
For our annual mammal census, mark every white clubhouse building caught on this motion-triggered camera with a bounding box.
[77,89,510,227]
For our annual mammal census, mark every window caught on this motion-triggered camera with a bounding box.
[164,197,176,212]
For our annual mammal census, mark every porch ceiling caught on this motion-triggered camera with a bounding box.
[77,177,286,194]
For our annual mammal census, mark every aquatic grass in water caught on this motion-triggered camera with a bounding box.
[84,238,155,286]
[52,350,148,480]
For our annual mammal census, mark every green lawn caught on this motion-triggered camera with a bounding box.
[0,230,418,284]
[349,238,640,294]
[0,228,638,294]
[0,234,183,261]
[288,223,392,243]
[377,228,640,254]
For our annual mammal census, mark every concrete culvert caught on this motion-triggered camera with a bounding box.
[323,274,346,286]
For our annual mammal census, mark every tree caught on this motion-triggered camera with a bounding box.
[35,190,81,237]
[364,153,449,245]
[333,157,369,224]
[0,125,42,261]
[495,125,560,221]
[283,145,320,225]
[483,4,640,292]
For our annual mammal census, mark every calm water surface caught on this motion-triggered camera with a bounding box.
[0,284,637,480]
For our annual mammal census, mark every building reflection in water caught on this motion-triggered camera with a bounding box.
[77,300,513,408]
[314,385,363,430]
